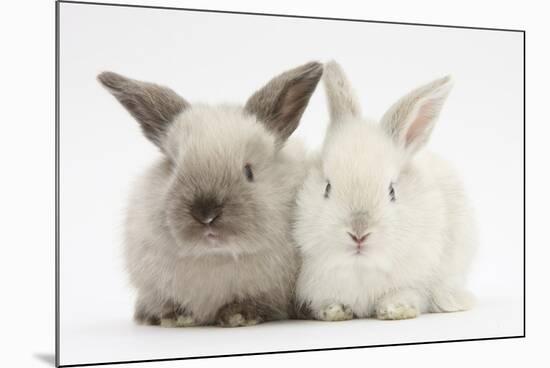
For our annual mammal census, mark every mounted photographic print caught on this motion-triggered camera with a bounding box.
[56,1,525,366]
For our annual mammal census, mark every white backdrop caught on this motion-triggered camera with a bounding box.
[6,1,550,368]
[55,1,523,366]
[56,2,524,366]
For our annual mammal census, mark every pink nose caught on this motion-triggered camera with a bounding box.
[348,232,369,246]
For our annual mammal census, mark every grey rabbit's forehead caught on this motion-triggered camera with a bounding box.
[164,105,276,165]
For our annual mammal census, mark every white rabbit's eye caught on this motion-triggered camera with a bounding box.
[244,164,254,182]
[324,181,331,198]
[389,182,396,202]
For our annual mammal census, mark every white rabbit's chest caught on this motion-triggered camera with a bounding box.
[297,257,407,317]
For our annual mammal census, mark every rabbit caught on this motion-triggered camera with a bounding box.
[97,61,323,327]
[293,61,478,322]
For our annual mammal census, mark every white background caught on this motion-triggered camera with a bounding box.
[2,0,547,368]
[58,3,524,365]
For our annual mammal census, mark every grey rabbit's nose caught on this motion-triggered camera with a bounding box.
[190,196,223,225]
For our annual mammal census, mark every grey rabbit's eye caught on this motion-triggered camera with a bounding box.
[324,181,331,199]
[244,164,254,182]
[389,182,396,202]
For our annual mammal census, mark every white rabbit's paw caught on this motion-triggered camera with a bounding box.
[318,303,354,321]
[376,302,419,320]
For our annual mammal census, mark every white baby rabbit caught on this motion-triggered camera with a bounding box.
[97,62,322,327]
[294,61,477,321]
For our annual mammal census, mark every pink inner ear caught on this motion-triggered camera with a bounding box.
[405,99,436,147]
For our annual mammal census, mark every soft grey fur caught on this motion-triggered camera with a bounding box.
[97,72,189,149]
[97,62,322,327]
[245,62,324,146]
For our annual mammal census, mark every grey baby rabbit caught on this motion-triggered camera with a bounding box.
[97,62,323,327]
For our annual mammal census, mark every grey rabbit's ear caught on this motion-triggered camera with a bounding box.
[97,72,189,147]
[245,61,323,145]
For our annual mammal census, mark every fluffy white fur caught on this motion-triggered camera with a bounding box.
[294,61,478,320]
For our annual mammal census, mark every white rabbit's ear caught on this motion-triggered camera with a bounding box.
[245,61,323,145]
[381,76,453,155]
[97,72,189,148]
[323,60,361,123]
